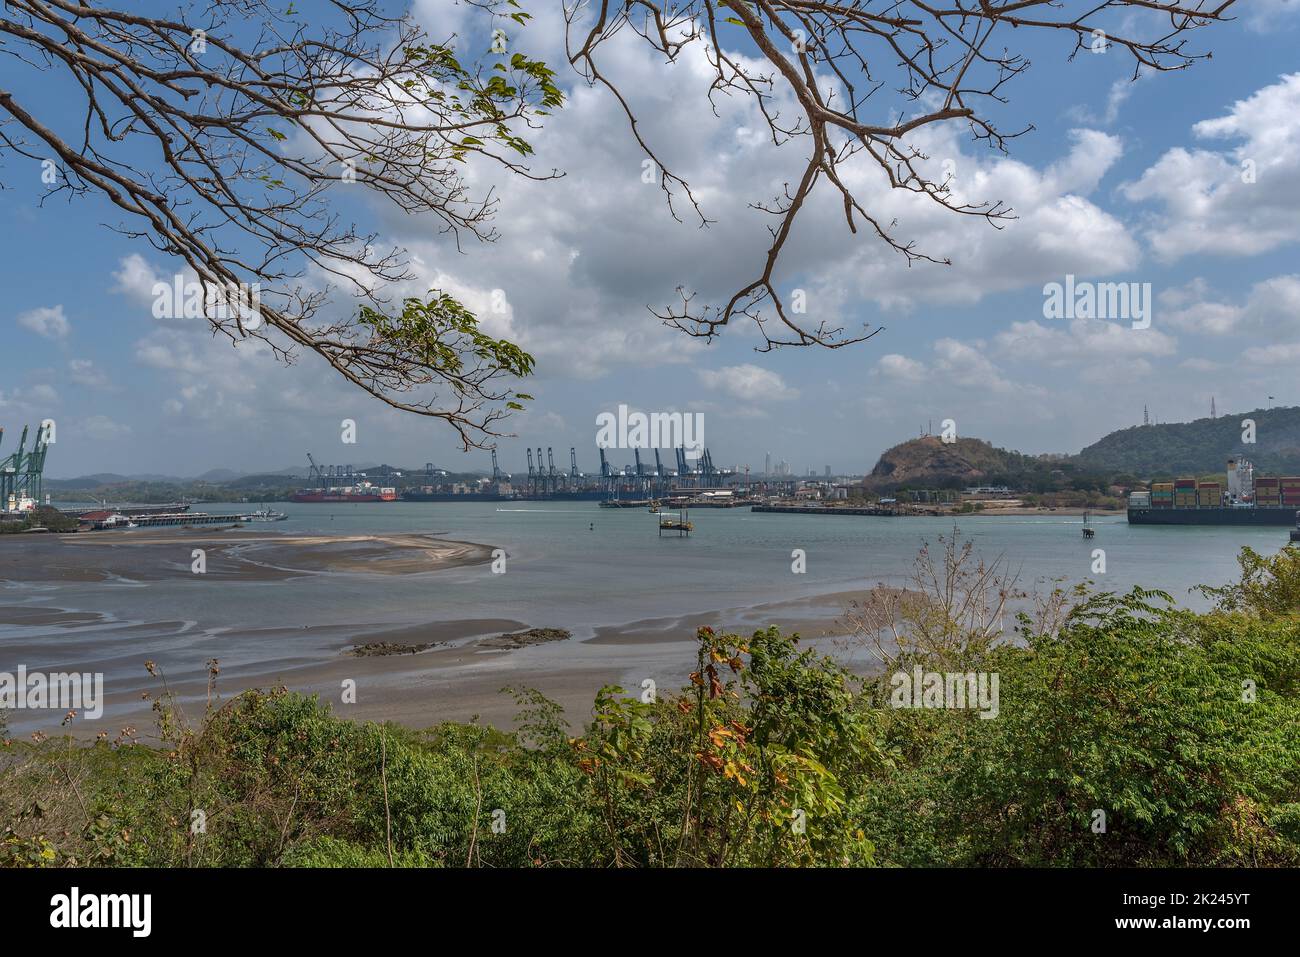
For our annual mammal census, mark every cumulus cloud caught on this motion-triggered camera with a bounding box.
[993,318,1177,363]
[872,338,1025,397]
[17,304,69,340]
[68,358,110,389]
[874,354,928,384]
[1122,73,1300,260]
[1159,274,1300,341]
[80,415,132,441]
[355,15,1146,381]
[700,364,799,402]
[112,253,164,304]
[1245,0,1300,32]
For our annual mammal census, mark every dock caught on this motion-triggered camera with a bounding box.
[658,505,693,536]
[751,504,910,517]
[81,510,271,529]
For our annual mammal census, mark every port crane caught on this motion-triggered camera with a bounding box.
[599,447,613,492]
[0,423,52,511]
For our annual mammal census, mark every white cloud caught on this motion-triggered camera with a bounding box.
[993,318,1176,363]
[80,415,132,441]
[68,358,110,389]
[1242,342,1300,365]
[17,304,69,340]
[701,364,799,401]
[112,253,164,303]
[1122,73,1300,260]
[871,338,1027,397]
[1159,274,1300,341]
[874,353,928,383]
[1246,1,1300,32]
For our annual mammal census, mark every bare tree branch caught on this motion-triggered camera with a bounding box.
[0,0,563,448]
[563,0,1237,351]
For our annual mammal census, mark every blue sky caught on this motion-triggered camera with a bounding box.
[5,1,1300,479]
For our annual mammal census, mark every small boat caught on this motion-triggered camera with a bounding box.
[244,506,288,522]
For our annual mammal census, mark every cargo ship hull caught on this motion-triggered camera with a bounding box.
[401,492,512,502]
[291,491,392,503]
[1128,506,1300,526]
[401,490,608,502]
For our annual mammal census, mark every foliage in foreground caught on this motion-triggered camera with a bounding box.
[3,545,1300,868]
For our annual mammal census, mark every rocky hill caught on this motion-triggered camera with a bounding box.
[865,436,1048,490]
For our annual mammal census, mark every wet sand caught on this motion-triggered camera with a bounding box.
[4,591,873,742]
[0,527,879,740]
[0,529,494,583]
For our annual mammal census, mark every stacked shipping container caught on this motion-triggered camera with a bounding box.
[1284,477,1300,508]
[1152,482,1174,508]
[1197,482,1222,507]
[1140,476,1300,508]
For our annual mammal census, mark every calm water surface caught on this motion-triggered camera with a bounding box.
[0,502,1288,693]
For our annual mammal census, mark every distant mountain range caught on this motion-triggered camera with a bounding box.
[43,462,467,492]
[866,406,1300,490]
[43,467,298,489]
[44,406,1300,493]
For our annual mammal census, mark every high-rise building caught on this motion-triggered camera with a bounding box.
[765,451,771,476]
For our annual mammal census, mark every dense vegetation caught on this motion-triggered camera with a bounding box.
[865,436,1121,497]
[866,407,1300,498]
[1075,406,1300,477]
[3,541,1299,868]
[0,506,80,534]
[44,470,489,505]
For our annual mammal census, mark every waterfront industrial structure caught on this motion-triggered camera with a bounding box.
[401,444,746,502]
[0,422,52,513]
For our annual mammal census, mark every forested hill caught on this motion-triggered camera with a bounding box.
[1074,406,1300,477]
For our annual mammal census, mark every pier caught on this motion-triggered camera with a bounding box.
[80,510,270,529]
[751,504,911,517]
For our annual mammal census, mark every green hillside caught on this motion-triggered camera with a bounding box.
[1074,406,1300,478]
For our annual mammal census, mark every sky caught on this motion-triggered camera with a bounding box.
[5,0,1300,480]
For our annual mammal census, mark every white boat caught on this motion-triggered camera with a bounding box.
[243,506,287,522]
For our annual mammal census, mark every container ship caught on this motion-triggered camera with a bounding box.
[400,487,608,502]
[1127,459,1300,526]
[291,482,396,503]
